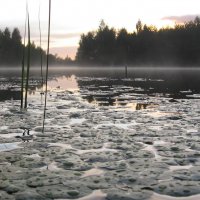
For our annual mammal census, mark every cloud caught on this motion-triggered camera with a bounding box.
[29,32,81,40]
[162,15,200,23]
[30,32,81,44]
[51,33,81,39]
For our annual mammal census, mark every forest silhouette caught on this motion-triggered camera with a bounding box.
[0,27,72,66]
[1,17,200,67]
[76,17,200,66]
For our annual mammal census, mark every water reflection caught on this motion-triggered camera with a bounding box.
[40,75,79,92]
[0,90,21,101]
[1,67,200,109]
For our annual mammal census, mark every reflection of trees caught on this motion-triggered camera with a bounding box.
[0,90,21,101]
[136,103,148,110]
[76,17,200,66]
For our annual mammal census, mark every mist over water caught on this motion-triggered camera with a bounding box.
[1,65,200,103]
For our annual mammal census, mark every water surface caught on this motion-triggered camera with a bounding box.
[1,66,200,108]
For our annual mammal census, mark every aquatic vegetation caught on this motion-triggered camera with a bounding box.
[42,0,51,133]
[20,3,31,110]
[20,0,51,135]
[20,10,27,109]
[38,4,43,88]
[24,11,31,109]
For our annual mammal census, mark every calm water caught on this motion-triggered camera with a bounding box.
[1,66,200,105]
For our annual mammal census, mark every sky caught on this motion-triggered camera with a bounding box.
[0,0,200,59]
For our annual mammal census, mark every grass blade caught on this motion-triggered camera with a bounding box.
[38,4,43,88]
[24,11,31,109]
[20,8,27,109]
[42,0,51,133]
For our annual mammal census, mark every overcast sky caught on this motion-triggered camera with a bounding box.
[0,0,200,59]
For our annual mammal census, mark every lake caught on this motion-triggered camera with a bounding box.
[0,66,200,200]
[1,66,200,103]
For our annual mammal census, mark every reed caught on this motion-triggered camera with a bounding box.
[24,11,31,109]
[42,0,51,133]
[20,9,27,109]
[38,5,43,87]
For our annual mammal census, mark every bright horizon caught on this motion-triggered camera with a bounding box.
[0,0,200,59]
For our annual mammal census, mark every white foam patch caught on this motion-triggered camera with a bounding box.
[70,118,86,125]
[94,121,139,130]
[77,143,118,154]
[40,162,61,171]
[57,190,107,200]
[150,192,200,200]
[143,145,162,160]
[0,133,20,138]
[169,164,193,171]
[0,142,22,152]
[154,141,169,145]
[0,126,9,130]
[186,129,198,133]
[148,126,163,131]
[48,143,73,150]
[81,167,104,178]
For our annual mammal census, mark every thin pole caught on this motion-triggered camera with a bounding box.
[42,0,51,133]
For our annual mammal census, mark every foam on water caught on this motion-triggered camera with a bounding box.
[0,142,22,152]
[57,190,107,200]
[150,192,200,200]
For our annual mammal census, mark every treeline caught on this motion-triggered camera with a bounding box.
[0,27,73,66]
[76,17,200,66]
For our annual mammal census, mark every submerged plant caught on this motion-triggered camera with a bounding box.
[42,0,51,133]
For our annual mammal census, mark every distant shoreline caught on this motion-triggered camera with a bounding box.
[1,65,200,70]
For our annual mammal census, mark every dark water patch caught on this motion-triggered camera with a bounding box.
[0,90,21,101]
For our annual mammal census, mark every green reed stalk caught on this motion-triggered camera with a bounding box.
[42,0,51,133]
[38,5,43,87]
[24,12,31,109]
[20,9,27,109]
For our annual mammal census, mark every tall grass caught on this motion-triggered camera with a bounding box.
[42,0,51,133]
[20,8,27,109]
[38,5,43,87]
[125,65,127,78]
[24,12,31,109]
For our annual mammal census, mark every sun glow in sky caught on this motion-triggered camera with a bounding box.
[0,0,200,59]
